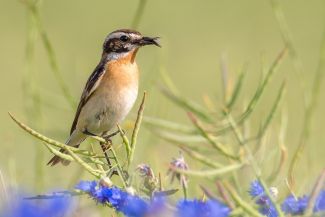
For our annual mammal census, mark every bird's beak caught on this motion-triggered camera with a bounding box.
[138,36,161,47]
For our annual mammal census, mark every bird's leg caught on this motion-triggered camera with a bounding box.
[100,140,119,176]
[100,140,113,166]
[83,129,120,142]
[102,130,120,141]
[102,129,130,179]
[83,129,118,176]
[101,131,119,177]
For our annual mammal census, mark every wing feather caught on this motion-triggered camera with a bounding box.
[70,62,106,134]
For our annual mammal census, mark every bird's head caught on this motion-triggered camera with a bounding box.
[102,29,160,61]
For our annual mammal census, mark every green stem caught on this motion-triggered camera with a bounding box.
[170,163,243,177]
[288,32,325,188]
[8,113,102,178]
[224,182,263,217]
[304,168,325,216]
[24,0,44,191]
[64,146,102,178]
[188,112,238,160]
[131,0,148,29]
[110,147,128,188]
[129,92,146,166]
[182,182,188,199]
[24,1,76,108]
[226,112,285,217]
[117,125,131,164]
[179,145,223,168]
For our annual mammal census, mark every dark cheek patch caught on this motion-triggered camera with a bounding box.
[105,39,130,53]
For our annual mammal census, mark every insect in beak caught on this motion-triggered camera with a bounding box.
[138,37,161,47]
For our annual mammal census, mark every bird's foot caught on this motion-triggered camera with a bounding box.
[100,140,112,151]
[109,168,119,177]
[102,130,120,141]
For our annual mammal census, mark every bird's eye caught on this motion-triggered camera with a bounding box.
[120,35,129,42]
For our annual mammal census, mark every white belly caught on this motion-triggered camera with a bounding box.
[77,85,138,135]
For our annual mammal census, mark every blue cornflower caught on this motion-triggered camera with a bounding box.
[176,199,231,217]
[314,190,325,212]
[249,180,278,217]
[75,180,97,194]
[249,180,265,198]
[258,205,278,217]
[92,186,109,204]
[3,197,72,217]
[281,190,325,215]
[281,195,308,215]
[76,180,166,217]
[102,187,151,217]
[118,193,149,217]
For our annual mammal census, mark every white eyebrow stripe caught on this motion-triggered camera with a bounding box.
[107,32,125,40]
[106,32,142,41]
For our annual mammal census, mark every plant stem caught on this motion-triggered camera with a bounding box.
[224,181,263,217]
[129,92,146,166]
[304,168,325,216]
[131,0,148,29]
[288,32,325,188]
[226,112,285,217]
[182,181,188,199]
[188,112,238,160]
[23,0,76,108]
[110,147,128,188]
[117,125,131,161]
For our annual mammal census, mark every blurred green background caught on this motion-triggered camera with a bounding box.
[1,0,324,203]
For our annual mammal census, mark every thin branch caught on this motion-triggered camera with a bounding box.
[304,168,325,216]
[223,181,263,217]
[110,147,128,188]
[129,92,146,165]
[169,163,244,177]
[22,0,76,108]
[226,112,285,217]
[288,30,325,188]
[131,0,148,29]
[117,124,131,164]
[179,145,223,168]
[188,112,238,160]
[8,113,102,178]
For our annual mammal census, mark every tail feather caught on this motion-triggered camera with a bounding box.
[47,130,86,166]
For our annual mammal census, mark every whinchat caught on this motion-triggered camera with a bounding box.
[48,29,160,166]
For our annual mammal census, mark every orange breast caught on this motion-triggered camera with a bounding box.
[101,50,139,92]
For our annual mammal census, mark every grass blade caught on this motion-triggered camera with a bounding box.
[304,168,325,216]
[170,163,244,177]
[129,92,146,165]
[223,181,264,217]
[257,81,286,139]
[288,32,325,188]
[152,129,212,143]
[143,116,196,134]
[23,1,76,108]
[160,70,213,122]
[161,86,213,123]
[226,64,247,110]
[237,48,287,124]
[215,48,287,135]
[188,112,238,160]
[179,145,223,168]
[131,0,148,29]
[8,113,102,178]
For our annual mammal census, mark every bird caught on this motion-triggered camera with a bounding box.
[48,29,160,166]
